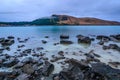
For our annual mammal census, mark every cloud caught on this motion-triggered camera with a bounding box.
[0,0,120,22]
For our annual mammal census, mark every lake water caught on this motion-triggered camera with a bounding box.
[0,26,120,37]
[0,26,120,73]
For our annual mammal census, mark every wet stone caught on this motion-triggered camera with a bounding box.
[58,51,64,56]
[3,58,19,67]
[60,40,73,45]
[60,35,69,39]
[77,35,92,44]
[15,73,29,80]
[108,62,120,67]
[42,40,47,44]
[22,64,35,74]
[7,36,15,39]
[42,61,54,76]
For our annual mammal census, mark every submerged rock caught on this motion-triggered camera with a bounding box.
[97,35,110,42]
[108,62,120,67]
[58,51,64,56]
[110,34,120,41]
[103,44,120,52]
[1,39,14,46]
[7,36,15,39]
[42,40,47,44]
[60,40,73,45]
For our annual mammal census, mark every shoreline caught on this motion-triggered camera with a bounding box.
[0,34,120,80]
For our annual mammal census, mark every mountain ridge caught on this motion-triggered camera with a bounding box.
[0,14,120,26]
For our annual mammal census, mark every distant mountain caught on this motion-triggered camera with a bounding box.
[0,14,120,26]
[51,14,120,25]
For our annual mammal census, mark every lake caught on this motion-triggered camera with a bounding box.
[0,26,120,37]
[0,26,120,73]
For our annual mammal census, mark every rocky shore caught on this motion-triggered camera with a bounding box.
[0,34,120,80]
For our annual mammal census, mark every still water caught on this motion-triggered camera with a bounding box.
[0,26,120,73]
[0,26,120,37]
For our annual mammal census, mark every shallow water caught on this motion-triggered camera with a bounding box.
[0,26,120,73]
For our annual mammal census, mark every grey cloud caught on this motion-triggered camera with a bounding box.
[0,0,120,22]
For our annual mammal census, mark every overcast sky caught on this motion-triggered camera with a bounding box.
[0,0,120,22]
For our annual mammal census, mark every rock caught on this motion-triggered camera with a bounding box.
[22,64,34,74]
[3,58,19,67]
[18,45,25,48]
[60,40,73,45]
[15,73,29,80]
[1,39,14,46]
[108,62,120,67]
[0,70,19,80]
[50,56,65,62]
[42,61,54,76]
[7,36,14,39]
[103,45,110,50]
[91,63,120,80]
[110,34,120,41]
[36,47,44,51]
[14,62,24,69]
[45,36,49,38]
[77,35,92,44]
[93,53,101,58]
[22,49,32,54]
[42,40,47,44]
[60,35,69,39]
[5,47,11,51]
[37,59,44,66]
[53,76,60,80]
[103,44,120,52]
[58,51,64,56]
[18,38,29,43]
[59,66,84,80]
[0,38,5,43]
[55,59,120,80]
[85,52,100,62]
[109,44,120,50]
[0,48,4,53]
[98,41,104,45]
[96,35,110,42]
[53,43,59,46]
[21,57,37,64]
[65,59,89,70]
[0,71,12,76]
[42,57,49,61]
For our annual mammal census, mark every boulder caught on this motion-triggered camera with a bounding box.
[1,39,14,46]
[60,35,69,39]
[22,64,35,74]
[97,35,110,42]
[91,63,120,80]
[77,35,92,44]
[110,34,120,41]
[60,40,73,45]
[42,61,54,76]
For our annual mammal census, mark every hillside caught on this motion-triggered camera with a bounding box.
[0,14,120,26]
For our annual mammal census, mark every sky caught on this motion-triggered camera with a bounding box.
[0,0,120,22]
